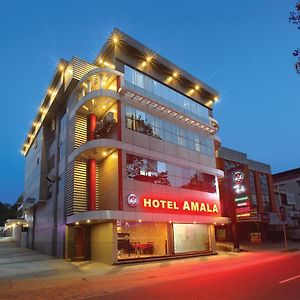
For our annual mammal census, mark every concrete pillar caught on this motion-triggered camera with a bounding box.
[209,225,217,252]
[96,74,101,90]
[81,87,86,98]
[88,159,96,211]
[88,113,97,141]
[87,79,92,93]
[267,174,276,212]
[90,222,118,264]
[12,225,22,244]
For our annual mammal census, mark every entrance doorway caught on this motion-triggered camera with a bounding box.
[74,226,88,260]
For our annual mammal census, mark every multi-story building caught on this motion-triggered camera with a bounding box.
[22,29,228,264]
[215,147,276,242]
[273,168,300,235]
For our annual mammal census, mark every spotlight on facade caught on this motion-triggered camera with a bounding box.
[111,33,120,45]
[146,55,153,63]
[58,64,64,72]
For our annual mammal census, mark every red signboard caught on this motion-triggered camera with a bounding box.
[126,194,221,217]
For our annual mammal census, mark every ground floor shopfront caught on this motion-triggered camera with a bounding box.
[215,221,269,243]
[66,212,228,264]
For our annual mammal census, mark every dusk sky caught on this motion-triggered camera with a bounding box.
[0,0,299,204]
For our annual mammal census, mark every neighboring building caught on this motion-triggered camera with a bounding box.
[21,29,228,264]
[3,219,27,246]
[215,147,276,242]
[273,168,300,232]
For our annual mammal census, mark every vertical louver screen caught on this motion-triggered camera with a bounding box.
[96,163,100,210]
[74,114,87,149]
[71,57,97,81]
[67,160,87,216]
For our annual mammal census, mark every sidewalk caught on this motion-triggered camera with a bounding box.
[1,236,299,300]
[1,236,298,281]
[0,237,82,280]
[217,240,300,252]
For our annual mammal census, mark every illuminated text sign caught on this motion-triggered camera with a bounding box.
[142,198,219,215]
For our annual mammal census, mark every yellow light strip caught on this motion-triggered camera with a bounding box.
[22,62,66,156]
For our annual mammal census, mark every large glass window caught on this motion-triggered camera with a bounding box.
[126,153,216,193]
[173,223,210,253]
[125,106,214,156]
[117,221,210,260]
[124,65,210,125]
[117,221,171,260]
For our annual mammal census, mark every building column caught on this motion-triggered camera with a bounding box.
[87,79,92,93]
[117,101,122,141]
[88,159,96,211]
[87,113,97,211]
[96,74,101,90]
[116,75,121,92]
[118,149,123,211]
[81,87,86,98]
[267,174,276,212]
[88,113,97,141]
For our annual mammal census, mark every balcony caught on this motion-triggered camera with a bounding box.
[73,101,119,152]
[75,68,121,102]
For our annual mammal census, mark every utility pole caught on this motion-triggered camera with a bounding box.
[278,206,288,251]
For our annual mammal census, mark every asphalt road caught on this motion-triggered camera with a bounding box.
[99,252,300,300]
[1,237,300,300]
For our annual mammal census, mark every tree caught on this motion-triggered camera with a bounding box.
[289,2,300,73]
[0,195,22,225]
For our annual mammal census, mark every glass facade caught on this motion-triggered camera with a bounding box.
[125,106,214,156]
[117,221,171,260]
[117,221,210,260]
[124,65,210,125]
[260,174,271,211]
[249,171,258,208]
[126,153,216,193]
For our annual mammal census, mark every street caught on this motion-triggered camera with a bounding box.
[99,251,300,300]
[0,238,299,300]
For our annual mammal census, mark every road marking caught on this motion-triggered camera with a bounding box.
[279,275,300,284]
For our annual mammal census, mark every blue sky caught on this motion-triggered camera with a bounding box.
[0,0,299,204]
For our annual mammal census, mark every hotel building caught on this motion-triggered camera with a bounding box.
[216,147,276,242]
[22,29,228,264]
